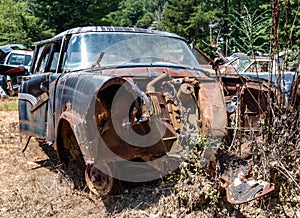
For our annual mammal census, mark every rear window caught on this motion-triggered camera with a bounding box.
[7,53,32,66]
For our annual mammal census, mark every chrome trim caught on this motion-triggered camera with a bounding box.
[18,93,37,106]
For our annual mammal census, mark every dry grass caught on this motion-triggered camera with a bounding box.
[0,101,299,217]
[0,98,18,111]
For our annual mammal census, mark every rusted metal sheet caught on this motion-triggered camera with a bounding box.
[17,26,274,203]
[221,75,272,132]
[217,149,275,204]
[198,80,228,137]
[201,147,275,204]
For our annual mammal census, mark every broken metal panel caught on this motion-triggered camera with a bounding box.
[92,77,178,162]
[18,73,50,137]
[221,75,271,131]
[216,149,275,204]
[53,74,178,163]
[18,97,47,137]
[226,179,275,204]
[200,147,275,204]
[239,84,269,130]
[198,80,228,137]
[55,74,113,163]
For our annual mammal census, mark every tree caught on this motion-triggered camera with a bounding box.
[185,2,219,53]
[160,0,197,38]
[0,0,51,46]
[29,0,119,34]
[102,0,164,28]
[227,6,271,54]
[159,0,220,56]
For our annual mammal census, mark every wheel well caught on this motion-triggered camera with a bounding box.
[56,119,84,166]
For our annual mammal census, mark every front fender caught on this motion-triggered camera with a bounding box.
[54,73,113,161]
[54,73,144,163]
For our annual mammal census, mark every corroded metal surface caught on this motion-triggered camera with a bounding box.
[200,147,275,204]
[216,149,275,204]
[17,26,274,202]
[221,75,272,132]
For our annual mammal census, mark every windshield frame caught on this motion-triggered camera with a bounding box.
[62,32,202,72]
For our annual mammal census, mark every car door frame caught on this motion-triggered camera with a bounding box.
[18,37,65,138]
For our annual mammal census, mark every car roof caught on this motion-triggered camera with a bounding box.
[37,26,185,45]
[0,44,27,53]
[0,44,28,62]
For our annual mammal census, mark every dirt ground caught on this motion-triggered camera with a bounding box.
[0,101,299,217]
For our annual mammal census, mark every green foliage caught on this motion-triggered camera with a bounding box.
[159,0,221,56]
[102,0,162,28]
[0,0,52,46]
[275,0,300,52]
[186,3,218,39]
[228,6,271,54]
[29,0,119,33]
[0,98,18,111]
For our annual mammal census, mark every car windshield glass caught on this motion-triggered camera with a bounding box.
[63,32,202,72]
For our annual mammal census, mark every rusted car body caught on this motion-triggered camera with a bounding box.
[234,56,297,100]
[220,74,272,132]
[218,52,299,132]
[18,26,227,194]
[18,26,274,204]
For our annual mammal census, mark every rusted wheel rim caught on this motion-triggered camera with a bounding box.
[85,163,117,195]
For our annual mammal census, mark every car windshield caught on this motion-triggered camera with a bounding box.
[63,32,202,72]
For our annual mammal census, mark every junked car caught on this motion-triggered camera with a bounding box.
[0,45,33,96]
[0,44,27,63]
[217,52,249,74]
[234,56,297,99]
[218,52,299,133]
[219,53,298,100]
[18,26,274,204]
[3,49,33,70]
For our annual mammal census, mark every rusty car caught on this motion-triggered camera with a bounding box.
[216,50,300,134]
[18,26,274,204]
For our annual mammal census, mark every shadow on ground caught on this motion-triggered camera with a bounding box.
[28,140,176,214]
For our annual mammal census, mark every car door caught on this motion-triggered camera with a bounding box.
[18,40,63,138]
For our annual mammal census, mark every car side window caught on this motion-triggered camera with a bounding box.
[34,41,62,74]
[39,53,50,73]
[49,51,59,72]
[34,45,51,73]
